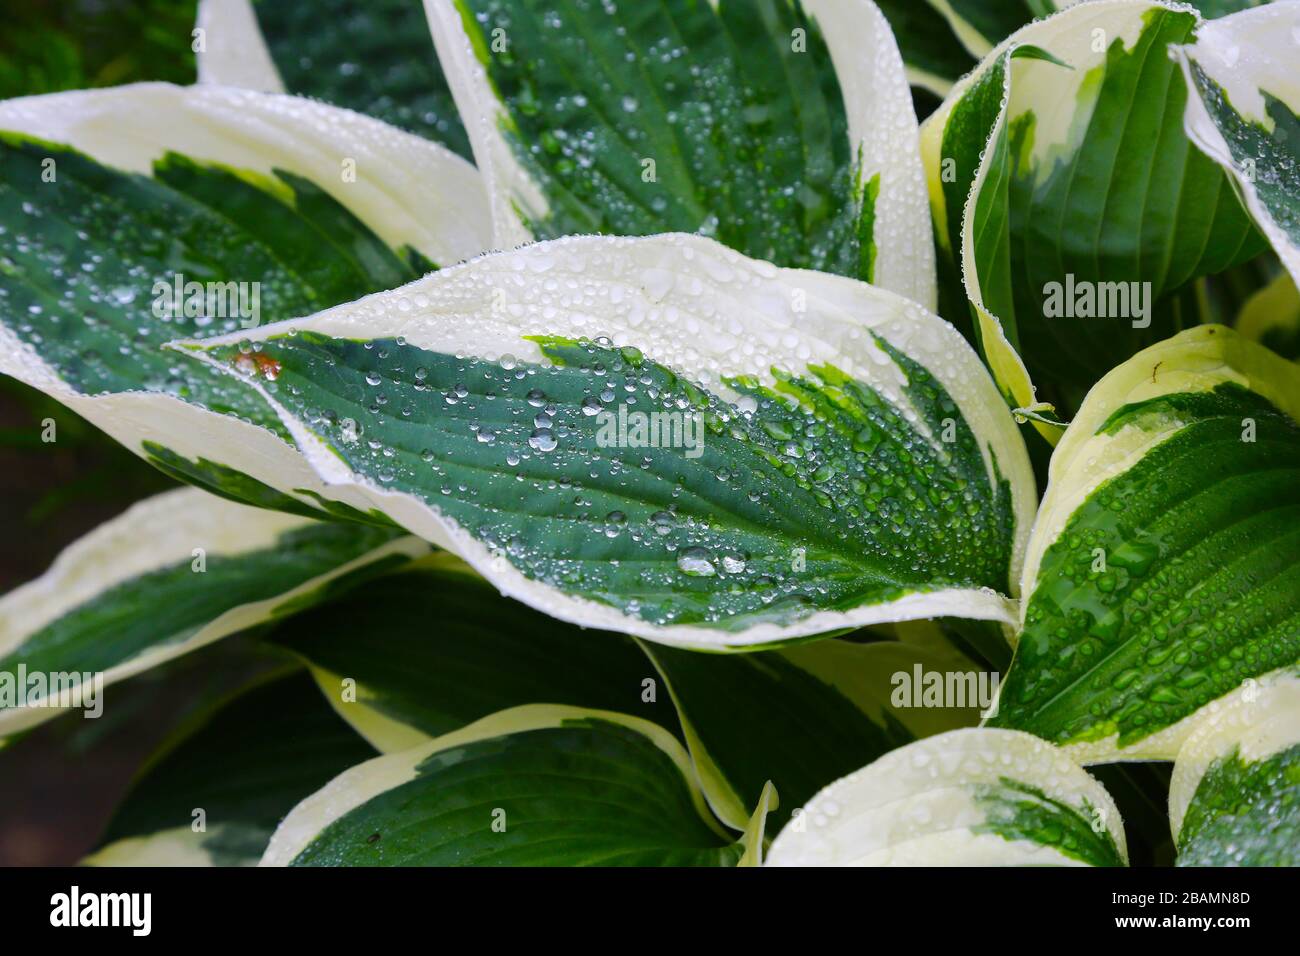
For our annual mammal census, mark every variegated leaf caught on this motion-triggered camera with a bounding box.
[0,83,487,516]
[0,487,427,738]
[427,0,936,308]
[922,0,1264,428]
[261,704,768,866]
[1168,666,1300,866]
[1174,2,1300,301]
[989,325,1300,761]
[766,727,1128,866]
[178,233,1036,649]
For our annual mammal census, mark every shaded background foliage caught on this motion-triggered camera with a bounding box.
[0,0,197,99]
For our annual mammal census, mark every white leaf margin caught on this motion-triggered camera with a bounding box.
[424,0,937,312]
[0,83,490,516]
[765,726,1128,866]
[1172,1,1300,294]
[0,488,430,739]
[919,0,1201,439]
[195,0,283,93]
[0,82,489,268]
[996,325,1300,762]
[1019,323,1294,634]
[1021,324,1300,641]
[0,348,384,523]
[1167,667,1300,847]
[299,553,494,756]
[259,703,740,866]
[177,232,1036,650]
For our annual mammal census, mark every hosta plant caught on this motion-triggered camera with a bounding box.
[1,0,1297,868]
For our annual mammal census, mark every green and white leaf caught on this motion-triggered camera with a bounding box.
[1173,2,1300,298]
[0,82,487,517]
[1168,666,1300,866]
[261,704,757,866]
[427,0,936,309]
[180,233,1035,649]
[989,325,1300,761]
[0,487,427,738]
[196,0,472,158]
[765,727,1128,866]
[921,0,1264,426]
[85,671,376,866]
[267,555,682,753]
[643,636,985,831]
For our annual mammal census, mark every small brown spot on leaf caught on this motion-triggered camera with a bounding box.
[233,351,282,381]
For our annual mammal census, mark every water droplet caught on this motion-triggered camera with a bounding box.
[720,551,747,574]
[677,547,715,576]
